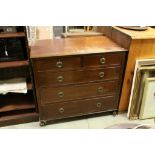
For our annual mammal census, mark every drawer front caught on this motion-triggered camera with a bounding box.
[40,81,119,104]
[37,67,121,86]
[83,53,123,67]
[40,95,117,120]
[35,56,81,71]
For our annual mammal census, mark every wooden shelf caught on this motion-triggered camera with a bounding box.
[0,32,25,39]
[0,112,39,127]
[0,27,38,127]
[27,83,33,90]
[0,60,29,69]
[0,92,35,113]
[0,102,35,113]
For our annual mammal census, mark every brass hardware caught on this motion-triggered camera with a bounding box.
[56,61,63,68]
[98,87,104,93]
[113,111,117,117]
[59,108,64,113]
[57,76,64,82]
[58,92,64,98]
[100,57,106,64]
[96,102,102,108]
[40,120,47,126]
[99,72,105,78]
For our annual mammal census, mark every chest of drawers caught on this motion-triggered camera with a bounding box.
[31,36,127,126]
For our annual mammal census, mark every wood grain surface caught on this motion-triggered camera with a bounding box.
[31,36,127,124]
[30,36,126,58]
[105,26,155,111]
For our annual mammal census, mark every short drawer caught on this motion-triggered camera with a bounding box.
[34,56,81,71]
[40,80,119,104]
[83,53,124,67]
[40,95,118,120]
[37,67,121,86]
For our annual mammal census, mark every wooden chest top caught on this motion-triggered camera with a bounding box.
[30,36,127,58]
[113,26,155,39]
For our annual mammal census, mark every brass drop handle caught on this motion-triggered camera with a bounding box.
[59,108,64,113]
[99,72,105,78]
[100,57,106,64]
[58,91,64,98]
[57,76,64,82]
[98,86,104,93]
[96,102,102,108]
[56,61,63,68]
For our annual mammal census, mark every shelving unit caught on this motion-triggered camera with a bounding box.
[0,26,38,127]
[0,92,35,113]
[0,60,29,69]
[0,32,25,39]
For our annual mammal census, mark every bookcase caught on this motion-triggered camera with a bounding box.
[0,26,38,127]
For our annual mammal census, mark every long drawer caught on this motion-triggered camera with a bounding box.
[34,56,81,71]
[39,80,119,104]
[83,53,124,67]
[36,67,121,87]
[40,95,117,120]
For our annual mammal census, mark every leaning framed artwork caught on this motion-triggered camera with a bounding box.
[128,59,155,120]
[139,77,155,119]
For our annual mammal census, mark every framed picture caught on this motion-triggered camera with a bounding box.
[128,59,155,120]
[139,77,155,119]
[127,68,150,119]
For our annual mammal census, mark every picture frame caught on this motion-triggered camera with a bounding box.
[128,59,155,119]
[139,77,155,119]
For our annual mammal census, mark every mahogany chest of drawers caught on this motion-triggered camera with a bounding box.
[30,36,127,126]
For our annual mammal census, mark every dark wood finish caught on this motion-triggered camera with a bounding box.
[27,83,33,90]
[0,112,39,127]
[96,26,112,38]
[30,36,126,58]
[99,26,131,50]
[83,52,124,67]
[40,81,119,104]
[36,66,121,86]
[35,56,81,71]
[0,26,38,127]
[0,60,29,69]
[31,36,127,125]
[0,102,35,113]
[40,95,117,121]
[0,66,30,80]
[111,27,131,50]
[0,92,35,113]
[0,32,25,39]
